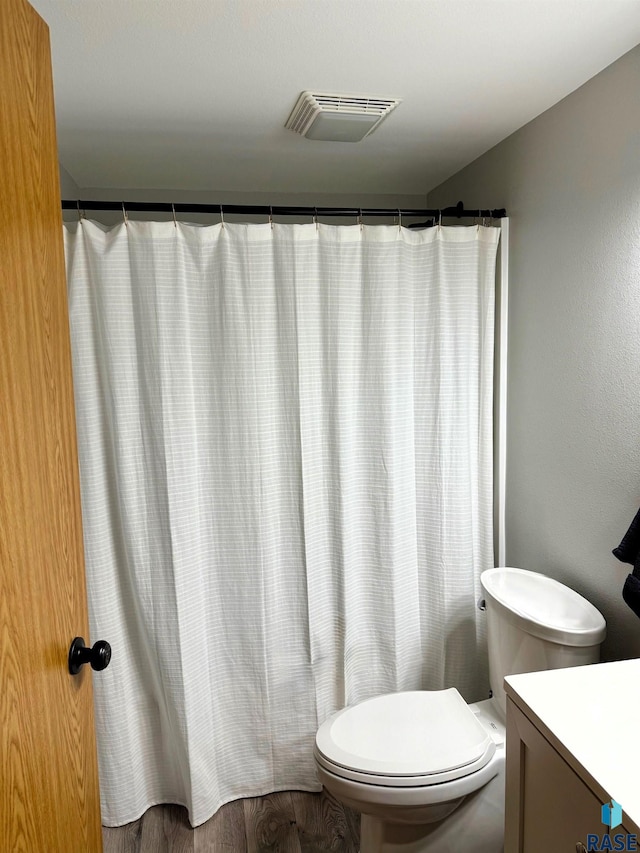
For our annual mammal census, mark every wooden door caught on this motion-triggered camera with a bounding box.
[0,0,103,850]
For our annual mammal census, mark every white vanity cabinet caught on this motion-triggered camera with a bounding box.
[505,695,614,851]
[504,660,640,853]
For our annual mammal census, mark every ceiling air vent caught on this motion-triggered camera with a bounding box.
[285,91,402,142]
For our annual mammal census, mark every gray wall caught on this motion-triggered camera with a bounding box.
[429,45,640,662]
[59,164,79,197]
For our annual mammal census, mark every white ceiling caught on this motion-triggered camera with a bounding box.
[32,0,640,196]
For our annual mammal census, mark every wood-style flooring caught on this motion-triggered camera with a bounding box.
[102,790,360,852]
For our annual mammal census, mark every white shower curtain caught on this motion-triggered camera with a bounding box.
[64,219,499,827]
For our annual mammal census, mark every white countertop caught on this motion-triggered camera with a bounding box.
[505,658,640,834]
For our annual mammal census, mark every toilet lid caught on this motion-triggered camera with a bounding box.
[315,689,495,780]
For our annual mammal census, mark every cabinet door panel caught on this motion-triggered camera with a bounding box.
[505,698,602,852]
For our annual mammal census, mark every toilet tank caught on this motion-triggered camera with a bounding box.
[480,568,606,714]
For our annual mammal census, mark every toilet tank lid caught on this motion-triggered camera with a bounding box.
[480,568,606,647]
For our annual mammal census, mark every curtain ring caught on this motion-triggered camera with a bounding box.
[438,210,442,230]
[76,200,85,221]
[122,202,129,227]
[269,205,274,230]
[314,207,318,232]
[397,209,402,232]
[171,203,177,228]
[359,209,363,232]
[220,204,225,229]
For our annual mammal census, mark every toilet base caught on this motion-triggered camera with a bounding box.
[358,767,505,853]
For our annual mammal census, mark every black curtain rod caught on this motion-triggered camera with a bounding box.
[62,199,506,220]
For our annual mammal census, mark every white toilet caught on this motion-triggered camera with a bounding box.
[314,567,606,853]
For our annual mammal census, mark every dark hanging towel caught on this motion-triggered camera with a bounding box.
[613,508,640,618]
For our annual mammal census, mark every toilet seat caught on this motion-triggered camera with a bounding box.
[315,689,496,788]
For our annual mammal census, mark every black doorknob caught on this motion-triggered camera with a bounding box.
[68,636,112,675]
